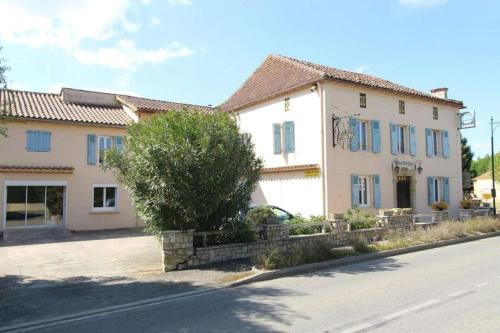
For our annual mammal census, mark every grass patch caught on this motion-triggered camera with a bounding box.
[256,218,500,270]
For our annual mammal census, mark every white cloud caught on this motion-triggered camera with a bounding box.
[122,20,140,33]
[354,65,370,74]
[168,0,192,6]
[0,0,132,50]
[399,0,448,7]
[142,0,152,4]
[150,17,161,27]
[72,39,194,70]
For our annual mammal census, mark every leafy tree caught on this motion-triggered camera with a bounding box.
[471,153,500,180]
[461,137,475,190]
[104,110,263,235]
[0,46,9,137]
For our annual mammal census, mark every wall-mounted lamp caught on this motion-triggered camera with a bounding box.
[415,160,423,174]
[392,160,400,174]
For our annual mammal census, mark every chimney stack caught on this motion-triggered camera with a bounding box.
[430,87,448,99]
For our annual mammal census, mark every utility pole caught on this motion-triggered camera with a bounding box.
[491,117,500,218]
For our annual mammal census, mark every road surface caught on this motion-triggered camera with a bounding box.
[2,236,500,332]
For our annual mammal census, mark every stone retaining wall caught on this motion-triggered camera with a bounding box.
[161,215,418,271]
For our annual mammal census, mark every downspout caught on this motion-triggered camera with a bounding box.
[318,82,328,217]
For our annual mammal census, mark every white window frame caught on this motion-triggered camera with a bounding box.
[433,177,443,203]
[397,125,408,154]
[432,130,441,157]
[358,176,370,208]
[3,180,67,229]
[358,120,369,151]
[92,184,118,212]
[98,136,113,165]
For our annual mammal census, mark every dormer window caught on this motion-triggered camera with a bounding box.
[399,100,405,114]
[284,97,290,112]
[433,107,439,120]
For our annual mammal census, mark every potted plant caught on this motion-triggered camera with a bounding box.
[431,201,448,222]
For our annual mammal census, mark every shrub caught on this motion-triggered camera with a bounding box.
[103,111,263,235]
[431,201,448,211]
[345,207,377,230]
[350,220,376,230]
[245,207,279,225]
[351,236,374,253]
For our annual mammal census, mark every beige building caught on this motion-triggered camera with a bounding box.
[222,54,465,218]
[472,172,498,204]
[0,88,209,233]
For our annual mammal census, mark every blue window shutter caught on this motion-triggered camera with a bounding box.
[427,177,434,205]
[390,123,398,155]
[26,130,38,151]
[87,134,97,165]
[351,174,360,208]
[443,177,450,204]
[371,120,381,153]
[284,121,295,153]
[442,130,449,158]
[425,128,433,157]
[114,136,123,152]
[38,132,51,152]
[373,175,381,208]
[409,126,416,156]
[273,124,282,154]
[349,117,359,152]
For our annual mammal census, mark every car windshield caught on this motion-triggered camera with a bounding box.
[272,208,289,219]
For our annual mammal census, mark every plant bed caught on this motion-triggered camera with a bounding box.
[255,218,500,270]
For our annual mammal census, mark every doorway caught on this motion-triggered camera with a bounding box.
[396,176,411,208]
[4,184,65,228]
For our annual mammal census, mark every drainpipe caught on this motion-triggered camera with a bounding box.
[318,82,328,217]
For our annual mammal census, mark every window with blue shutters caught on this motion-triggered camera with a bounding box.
[428,176,447,204]
[371,120,381,153]
[87,134,97,165]
[426,128,448,158]
[273,124,282,154]
[373,175,381,208]
[26,130,51,152]
[409,125,416,156]
[390,123,398,155]
[283,121,295,153]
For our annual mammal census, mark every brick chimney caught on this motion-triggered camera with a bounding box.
[430,87,448,99]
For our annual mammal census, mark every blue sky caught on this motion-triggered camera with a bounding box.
[0,0,499,158]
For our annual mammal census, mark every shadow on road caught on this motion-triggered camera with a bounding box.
[302,257,406,278]
[0,273,306,332]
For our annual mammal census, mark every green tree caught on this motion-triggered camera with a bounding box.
[471,153,500,180]
[461,137,475,191]
[103,110,263,235]
[0,45,9,137]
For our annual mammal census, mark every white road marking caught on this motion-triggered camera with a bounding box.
[342,322,374,333]
[476,281,490,288]
[448,289,469,298]
[382,299,441,321]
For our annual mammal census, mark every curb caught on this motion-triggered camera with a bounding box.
[230,231,500,287]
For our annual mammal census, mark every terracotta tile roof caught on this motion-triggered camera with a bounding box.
[221,54,464,111]
[0,89,132,126]
[0,165,74,174]
[117,95,213,113]
[261,164,320,174]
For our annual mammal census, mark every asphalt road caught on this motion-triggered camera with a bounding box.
[3,236,500,333]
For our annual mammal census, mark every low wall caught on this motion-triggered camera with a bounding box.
[458,208,490,221]
[161,215,416,271]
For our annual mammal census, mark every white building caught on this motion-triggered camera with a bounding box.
[221,54,465,218]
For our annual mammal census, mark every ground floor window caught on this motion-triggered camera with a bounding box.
[5,184,65,228]
[358,176,369,207]
[92,185,117,211]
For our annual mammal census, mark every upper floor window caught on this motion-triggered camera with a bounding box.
[26,130,51,152]
[399,100,405,114]
[397,125,408,154]
[425,128,449,158]
[433,107,439,120]
[273,121,295,154]
[98,136,113,164]
[360,93,367,108]
[284,97,290,112]
[358,120,369,151]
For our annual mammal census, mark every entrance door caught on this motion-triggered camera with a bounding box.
[5,185,65,228]
[396,176,411,208]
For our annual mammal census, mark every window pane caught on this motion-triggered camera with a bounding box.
[6,186,26,227]
[46,186,64,225]
[105,187,116,208]
[26,186,45,226]
[94,187,104,208]
[360,122,367,150]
